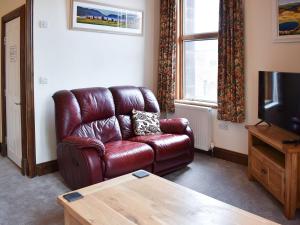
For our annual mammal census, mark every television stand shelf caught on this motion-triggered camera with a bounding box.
[246,125,300,219]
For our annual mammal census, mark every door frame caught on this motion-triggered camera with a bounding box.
[1,1,36,177]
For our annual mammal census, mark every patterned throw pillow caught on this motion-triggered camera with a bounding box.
[132,109,161,136]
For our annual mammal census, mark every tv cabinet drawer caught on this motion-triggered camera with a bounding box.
[251,151,268,185]
[267,163,285,203]
[251,148,285,203]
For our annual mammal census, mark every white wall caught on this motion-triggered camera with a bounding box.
[212,0,300,154]
[0,0,26,142]
[31,0,300,163]
[34,0,160,163]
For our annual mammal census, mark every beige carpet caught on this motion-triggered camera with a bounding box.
[0,153,299,225]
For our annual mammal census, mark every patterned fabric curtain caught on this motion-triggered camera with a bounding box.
[157,0,177,113]
[218,0,245,123]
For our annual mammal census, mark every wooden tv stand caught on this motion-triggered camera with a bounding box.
[246,125,300,219]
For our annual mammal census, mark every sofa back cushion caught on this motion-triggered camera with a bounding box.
[53,90,82,143]
[53,87,121,143]
[72,88,115,123]
[109,86,160,139]
[139,87,160,112]
[72,117,121,143]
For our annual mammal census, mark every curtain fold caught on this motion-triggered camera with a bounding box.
[157,0,177,113]
[218,0,245,123]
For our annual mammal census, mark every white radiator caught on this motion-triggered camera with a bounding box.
[169,103,213,151]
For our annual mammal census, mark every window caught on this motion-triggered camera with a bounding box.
[177,0,219,103]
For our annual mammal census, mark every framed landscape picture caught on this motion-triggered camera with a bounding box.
[273,0,300,42]
[71,0,143,36]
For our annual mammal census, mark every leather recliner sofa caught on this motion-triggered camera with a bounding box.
[53,86,194,190]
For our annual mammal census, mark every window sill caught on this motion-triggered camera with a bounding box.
[175,99,218,109]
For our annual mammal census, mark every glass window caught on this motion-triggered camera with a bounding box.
[183,40,218,102]
[178,0,219,103]
[183,0,219,35]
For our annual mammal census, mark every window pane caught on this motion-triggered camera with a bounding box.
[183,40,218,102]
[183,0,219,35]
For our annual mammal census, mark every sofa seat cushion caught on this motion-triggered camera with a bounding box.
[129,134,191,162]
[103,141,154,178]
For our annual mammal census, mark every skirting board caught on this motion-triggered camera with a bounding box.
[195,147,248,166]
[36,160,58,176]
[213,147,248,166]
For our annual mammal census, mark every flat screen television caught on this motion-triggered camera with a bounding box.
[258,71,300,135]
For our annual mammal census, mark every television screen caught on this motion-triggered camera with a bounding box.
[258,71,300,135]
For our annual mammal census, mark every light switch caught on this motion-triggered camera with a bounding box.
[39,77,48,85]
[39,20,48,29]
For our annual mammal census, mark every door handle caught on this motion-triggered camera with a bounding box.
[15,102,21,106]
[261,168,267,175]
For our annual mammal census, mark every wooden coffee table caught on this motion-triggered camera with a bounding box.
[58,172,280,225]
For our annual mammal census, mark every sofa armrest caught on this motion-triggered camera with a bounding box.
[160,118,194,148]
[62,136,105,157]
[160,118,189,134]
[57,136,105,189]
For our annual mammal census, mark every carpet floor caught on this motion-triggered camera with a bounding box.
[0,153,300,225]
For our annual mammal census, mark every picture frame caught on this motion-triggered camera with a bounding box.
[70,0,143,36]
[273,0,300,42]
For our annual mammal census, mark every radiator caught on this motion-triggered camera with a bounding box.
[169,103,213,151]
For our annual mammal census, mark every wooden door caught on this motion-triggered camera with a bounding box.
[5,17,23,167]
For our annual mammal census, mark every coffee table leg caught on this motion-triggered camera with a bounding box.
[64,210,81,225]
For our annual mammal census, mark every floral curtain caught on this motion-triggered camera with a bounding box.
[218,0,245,123]
[157,0,177,113]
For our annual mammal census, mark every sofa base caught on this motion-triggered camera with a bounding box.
[104,165,153,180]
[153,150,194,175]
[156,163,191,177]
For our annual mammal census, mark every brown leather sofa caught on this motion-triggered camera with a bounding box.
[53,86,194,189]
